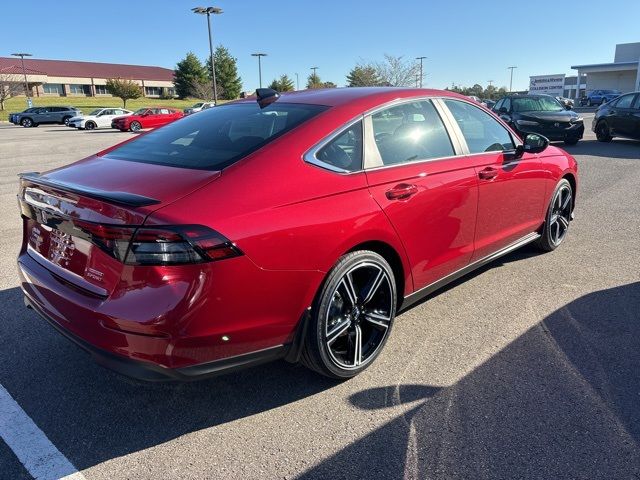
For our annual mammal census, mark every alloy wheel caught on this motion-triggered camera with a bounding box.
[21,118,32,127]
[130,121,141,132]
[549,184,572,246]
[324,262,393,370]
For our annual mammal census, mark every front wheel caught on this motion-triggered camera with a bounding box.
[20,118,33,128]
[595,121,613,142]
[301,251,397,379]
[129,121,142,132]
[84,121,96,130]
[535,179,573,252]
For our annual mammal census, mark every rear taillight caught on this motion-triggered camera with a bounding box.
[74,221,242,266]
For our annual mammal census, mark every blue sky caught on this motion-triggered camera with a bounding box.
[4,0,639,92]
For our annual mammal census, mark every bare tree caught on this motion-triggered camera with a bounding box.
[0,70,23,111]
[189,79,222,101]
[373,54,420,87]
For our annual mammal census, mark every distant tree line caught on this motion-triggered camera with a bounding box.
[446,84,509,100]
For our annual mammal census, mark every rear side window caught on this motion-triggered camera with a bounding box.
[614,94,634,108]
[444,99,514,153]
[315,121,363,172]
[104,102,328,170]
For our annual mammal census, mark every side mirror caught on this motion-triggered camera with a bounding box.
[516,133,549,157]
[565,104,573,110]
[499,107,508,114]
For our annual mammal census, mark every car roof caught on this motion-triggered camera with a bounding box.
[232,87,471,109]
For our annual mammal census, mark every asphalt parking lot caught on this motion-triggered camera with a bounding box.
[1,117,639,479]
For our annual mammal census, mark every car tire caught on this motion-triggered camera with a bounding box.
[564,138,579,145]
[85,121,97,130]
[535,178,572,253]
[62,116,72,126]
[20,118,33,128]
[129,121,142,132]
[301,250,397,379]
[595,121,613,142]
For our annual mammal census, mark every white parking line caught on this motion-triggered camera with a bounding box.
[0,383,86,480]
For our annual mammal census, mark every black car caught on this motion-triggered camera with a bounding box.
[10,106,81,127]
[592,91,640,142]
[492,94,584,145]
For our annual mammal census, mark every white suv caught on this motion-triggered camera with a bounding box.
[68,108,133,130]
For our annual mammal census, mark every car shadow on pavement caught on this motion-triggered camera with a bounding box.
[299,282,640,479]
[559,139,640,159]
[0,286,336,471]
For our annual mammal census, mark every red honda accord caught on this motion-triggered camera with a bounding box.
[18,88,577,380]
[111,107,183,132]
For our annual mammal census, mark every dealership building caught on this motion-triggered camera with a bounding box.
[0,57,175,98]
[530,42,640,99]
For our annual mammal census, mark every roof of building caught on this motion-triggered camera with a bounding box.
[0,57,174,81]
[571,61,639,70]
[0,64,47,75]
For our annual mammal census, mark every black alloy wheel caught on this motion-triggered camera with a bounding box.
[535,179,573,252]
[595,121,613,142]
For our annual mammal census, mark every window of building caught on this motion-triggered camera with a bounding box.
[95,85,108,95]
[145,86,161,96]
[69,84,90,95]
[315,121,363,172]
[443,99,515,154]
[43,83,63,95]
[368,101,454,166]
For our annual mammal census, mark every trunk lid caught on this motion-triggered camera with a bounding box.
[19,156,220,295]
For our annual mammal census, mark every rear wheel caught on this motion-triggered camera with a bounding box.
[62,116,72,126]
[535,179,572,252]
[301,250,397,379]
[129,121,142,132]
[595,121,613,142]
[20,118,33,128]
[85,121,96,130]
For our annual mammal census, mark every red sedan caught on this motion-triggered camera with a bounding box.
[111,107,183,132]
[17,87,577,380]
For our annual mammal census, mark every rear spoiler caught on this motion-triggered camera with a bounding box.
[18,172,160,207]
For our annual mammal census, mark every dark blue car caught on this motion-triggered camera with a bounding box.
[586,89,621,106]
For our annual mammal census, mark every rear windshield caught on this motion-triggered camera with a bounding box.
[104,102,329,170]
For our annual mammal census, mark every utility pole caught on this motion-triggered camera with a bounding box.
[251,53,268,88]
[11,53,32,107]
[507,66,517,93]
[416,56,427,88]
[310,66,319,76]
[488,80,494,87]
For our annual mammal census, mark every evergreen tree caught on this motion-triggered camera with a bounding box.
[174,52,207,99]
[346,65,382,87]
[268,74,295,92]
[205,46,242,100]
[322,81,337,88]
[306,72,323,89]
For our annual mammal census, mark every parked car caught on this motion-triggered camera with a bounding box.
[493,94,584,145]
[592,91,640,142]
[482,99,496,109]
[11,106,81,128]
[586,89,621,106]
[68,108,133,130]
[556,96,574,109]
[111,107,183,132]
[17,87,577,381]
[183,102,215,115]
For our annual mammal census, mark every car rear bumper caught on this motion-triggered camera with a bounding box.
[17,249,316,381]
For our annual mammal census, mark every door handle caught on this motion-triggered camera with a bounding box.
[478,167,498,180]
[385,183,418,200]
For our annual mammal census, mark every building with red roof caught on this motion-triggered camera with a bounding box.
[0,57,175,98]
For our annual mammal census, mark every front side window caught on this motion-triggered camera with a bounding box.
[614,94,634,108]
[444,99,514,153]
[368,100,454,166]
[104,102,328,170]
[315,121,363,172]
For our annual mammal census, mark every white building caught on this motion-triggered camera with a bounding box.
[571,42,640,94]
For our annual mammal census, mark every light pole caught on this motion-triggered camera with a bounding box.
[295,73,299,90]
[251,53,267,88]
[192,7,223,105]
[11,52,32,106]
[507,66,517,93]
[415,56,427,88]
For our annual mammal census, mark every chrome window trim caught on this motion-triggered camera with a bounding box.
[303,116,364,175]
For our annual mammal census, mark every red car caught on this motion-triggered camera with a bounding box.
[111,107,183,132]
[17,88,577,380]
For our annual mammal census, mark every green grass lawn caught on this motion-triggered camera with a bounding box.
[0,96,223,122]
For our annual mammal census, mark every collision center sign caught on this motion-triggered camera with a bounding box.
[529,74,565,96]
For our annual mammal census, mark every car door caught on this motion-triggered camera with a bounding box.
[35,107,52,123]
[97,109,114,127]
[632,95,640,139]
[440,98,547,261]
[608,93,638,137]
[364,99,479,290]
